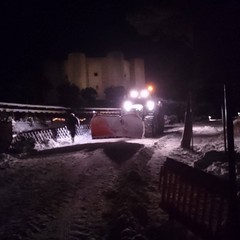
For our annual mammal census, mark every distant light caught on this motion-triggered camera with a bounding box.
[238,112,240,117]
[208,115,216,122]
[52,117,65,122]
[147,85,153,92]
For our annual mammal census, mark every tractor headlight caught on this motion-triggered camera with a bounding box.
[123,100,132,112]
[146,100,155,111]
[130,90,138,98]
[140,89,149,98]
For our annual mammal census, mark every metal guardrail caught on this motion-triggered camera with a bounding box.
[0,102,70,114]
[0,102,122,150]
[12,125,90,145]
[0,102,121,117]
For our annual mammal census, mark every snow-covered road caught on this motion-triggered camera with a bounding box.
[1,121,240,239]
[1,140,166,240]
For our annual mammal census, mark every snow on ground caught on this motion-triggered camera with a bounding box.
[0,120,240,239]
[12,119,240,183]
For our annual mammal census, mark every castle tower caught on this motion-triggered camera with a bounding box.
[106,52,125,87]
[66,53,87,89]
[130,58,145,89]
[44,52,146,101]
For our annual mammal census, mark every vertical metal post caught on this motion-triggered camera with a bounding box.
[222,93,227,152]
[224,83,238,238]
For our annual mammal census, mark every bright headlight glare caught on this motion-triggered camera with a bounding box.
[140,89,149,98]
[146,100,155,111]
[123,100,132,111]
[130,90,138,98]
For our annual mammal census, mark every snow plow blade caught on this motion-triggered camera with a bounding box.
[90,114,144,139]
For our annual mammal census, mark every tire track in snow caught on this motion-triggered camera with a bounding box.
[21,149,120,240]
[0,141,159,240]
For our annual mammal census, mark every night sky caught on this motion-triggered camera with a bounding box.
[1,0,240,110]
[1,0,151,100]
[2,1,144,57]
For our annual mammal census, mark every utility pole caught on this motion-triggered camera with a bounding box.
[181,93,193,149]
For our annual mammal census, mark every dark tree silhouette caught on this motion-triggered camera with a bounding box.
[32,76,53,104]
[127,1,240,115]
[127,1,195,101]
[80,87,98,106]
[127,2,194,49]
[104,86,126,107]
[57,81,82,107]
[0,70,53,105]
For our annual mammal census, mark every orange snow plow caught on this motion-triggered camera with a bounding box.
[90,113,145,139]
[90,87,165,139]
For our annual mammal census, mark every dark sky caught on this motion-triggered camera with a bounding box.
[1,0,240,104]
[2,1,146,59]
[1,0,151,89]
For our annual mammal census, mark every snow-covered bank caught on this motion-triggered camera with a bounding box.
[3,120,240,181]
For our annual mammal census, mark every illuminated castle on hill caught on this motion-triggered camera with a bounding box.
[43,52,146,99]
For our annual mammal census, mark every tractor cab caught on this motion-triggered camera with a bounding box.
[122,88,162,118]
